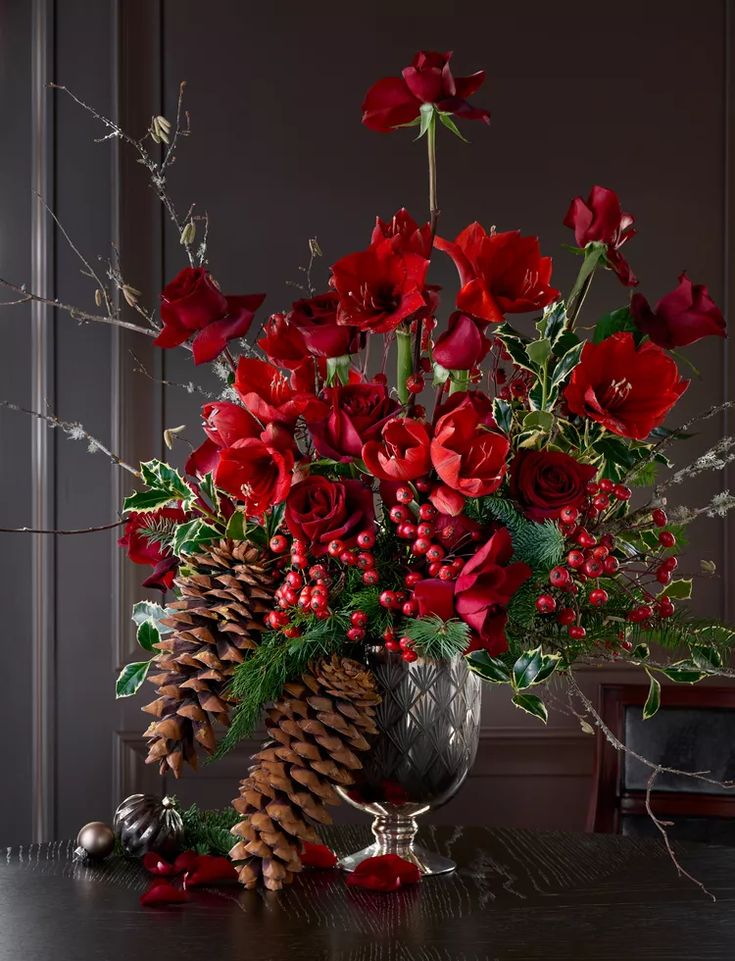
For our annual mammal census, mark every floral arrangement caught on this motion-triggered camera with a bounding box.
[3,49,734,893]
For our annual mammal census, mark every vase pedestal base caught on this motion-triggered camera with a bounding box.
[336,811,456,876]
[337,842,456,876]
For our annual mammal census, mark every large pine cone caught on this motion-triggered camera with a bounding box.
[229,656,380,890]
[142,540,274,777]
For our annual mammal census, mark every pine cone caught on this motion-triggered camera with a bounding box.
[229,656,380,890]
[142,539,275,777]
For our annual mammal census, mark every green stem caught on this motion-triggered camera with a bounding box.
[448,369,469,395]
[567,243,606,328]
[396,328,413,405]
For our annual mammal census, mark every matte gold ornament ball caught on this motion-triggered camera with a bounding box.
[75,821,115,860]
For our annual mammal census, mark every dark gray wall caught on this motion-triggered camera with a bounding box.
[1,0,733,843]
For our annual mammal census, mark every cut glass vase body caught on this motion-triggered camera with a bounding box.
[336,649,482,876]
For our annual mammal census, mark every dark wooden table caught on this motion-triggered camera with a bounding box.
[3,825,735,961]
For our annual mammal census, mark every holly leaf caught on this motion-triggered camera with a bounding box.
[536,301,567,345]
[124,459,195,513]
[467,650,511,684]
[548,341,584,392]
[136,619,161,653]
[512,692,548,723]
[662,578,693,600]
[492,397,513,433]
[225,510,246,541]
[526,338,552,366]
[115,660,151,698]
[171,518,220,557]
[512,647,561,690]
[495,324,534,373]
[643,670,661,719]
[131,600,172,634]
[592,306,638,344]
[661,660,707,684]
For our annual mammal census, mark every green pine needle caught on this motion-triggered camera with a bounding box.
[466,495,565,569]
[181,804,240,856]
[403,616,470,659]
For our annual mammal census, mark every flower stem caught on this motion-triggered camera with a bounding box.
[449,370,469,395]
[567,243,606,329]
[396,329,413,405]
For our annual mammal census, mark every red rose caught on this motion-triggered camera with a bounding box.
[362,417,432,481]
[433,311,491,370]
[234,357,326,425]
[455,528,531,655]
[436,223,558,323]
[509,450,596,521]
[413,578,456,621]
[331,239,428,334]
[371,208,433,258]
[430,399,509,496]
[118,506,188,590]
[153,267,265,365]
[362,50,490,133]
[345,853,420,891]
[287,292,362,358]
[564,331,688,440]
[563,185,637,287]
[284,475,375,557]
[631,272,726,349]
[215,436,294,517]
[308,382,399,462]
[257,313,308,369]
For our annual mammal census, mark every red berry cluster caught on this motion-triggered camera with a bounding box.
[533,480,679,647]
[387,486,470,581]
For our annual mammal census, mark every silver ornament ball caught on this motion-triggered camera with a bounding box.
[76,821,115,860]
[113,793,183,857]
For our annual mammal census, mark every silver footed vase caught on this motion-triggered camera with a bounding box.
[336,649,482,876]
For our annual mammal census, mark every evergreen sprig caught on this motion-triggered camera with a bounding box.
[211,618,348,760]
[466,495,565,569]
[181,803,240,856]
[403,616,470,659]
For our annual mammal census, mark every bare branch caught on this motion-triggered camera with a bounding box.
[0,520,125,535]
[0,400,140,476]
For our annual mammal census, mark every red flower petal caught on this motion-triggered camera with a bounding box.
[173,850,201,874]
[300,842,338,869]
[139,881,189,907]
[183,855,238,888]
[346,854,421,892]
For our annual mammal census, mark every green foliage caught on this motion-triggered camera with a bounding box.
[592,306,639,343]
[511,646,561,690]
[123,459,195,513]
[136,619,161,653]
[115,660,151,698]
[511,692,548,723]
[181,804,240,856]
[171,518,220,556]
[138,515,177,550]
[212,621,348,760]
[404,617,470,659]
[643,670,661,718]
[132,600,171,634]
[467,650,512,683]
[468,496,565,570]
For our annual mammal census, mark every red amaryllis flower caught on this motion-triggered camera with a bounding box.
[436,223,558,324]
[215,434,295,516]
[631,272,726,349]
[308,382,399,462]
[362,50,490,133]
[371,208,433,258]
[434,389,496,427]
[118,506,188,590]
[413,578,456,621]
[287,292,363,358]
[139,881,188,908]
[258,312,308,369]
[234,357,326,425]
[564,331,688,440]
[433,311,491,370]
[431,399,509,496]
[455,528,531,656]
[331,239,428,334]
[509,450,596,521]
[362,417,432,481]
[186,401,261,478]
[345,853,421,891]
[564,185,637,287]
[300,842,338,869]
[153,267,265,365]
[285,475,375,557]
[434,511,483,551]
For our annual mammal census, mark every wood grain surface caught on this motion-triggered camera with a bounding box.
[2,827,734,961]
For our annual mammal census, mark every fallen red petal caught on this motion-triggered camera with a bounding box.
[183,854,239,887]
[139,881,189,907]
[300,842,338,869]
[142,852,176,877]
[346,854,421,891]
[173,850,201,874]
